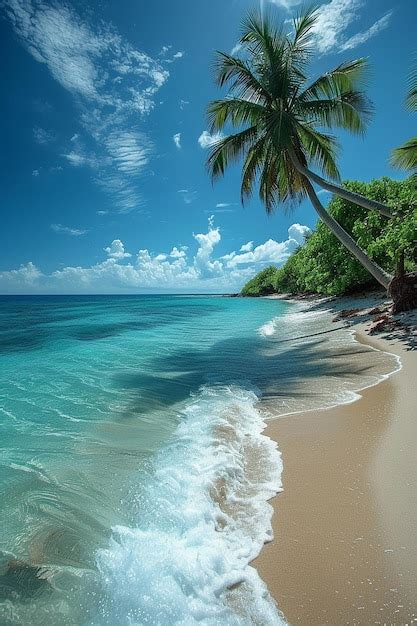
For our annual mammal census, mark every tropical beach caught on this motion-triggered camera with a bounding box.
[1,0,416,624]
[256,295,417,625]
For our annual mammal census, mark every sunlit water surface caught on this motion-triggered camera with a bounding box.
[0,295,397,625]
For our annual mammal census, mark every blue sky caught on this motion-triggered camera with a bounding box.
[0,0,414,293]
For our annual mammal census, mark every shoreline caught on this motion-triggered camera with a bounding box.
[255,295,417,625]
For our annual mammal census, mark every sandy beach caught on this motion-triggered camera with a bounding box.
[256,297,417,625]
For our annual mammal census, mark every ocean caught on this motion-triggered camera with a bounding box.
[0,295,398,625]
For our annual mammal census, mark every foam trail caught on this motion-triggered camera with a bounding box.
[258,320,276,337]
[96,385,285,625]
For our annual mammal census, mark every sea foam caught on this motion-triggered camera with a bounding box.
[95,385,285,625]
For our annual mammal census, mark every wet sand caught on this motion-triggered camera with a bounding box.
[255,321,417,625]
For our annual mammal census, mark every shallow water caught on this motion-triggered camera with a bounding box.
[0,295,398,625]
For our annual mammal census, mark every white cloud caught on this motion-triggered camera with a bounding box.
[160,48,184,64]
[32,169,40,177]
[193,216,223,278]
[268,0,301,7]
[339,11,392,51]
[270,0,391,54]
[198,130,224,149]
[170,246,187,258]
[173,133,181,149]
[33,126,55,144]
[311,0,362,53]
[0,262,42,288]
[224,224,310,268]
[3,0,169,213]
[177,189,197,204]
[105,131,151,175]
[105,239,132,259]
[179,99,189,110]
[216,203,232,208]
[309,0,392,54]
[51,223,88,236]
[62,150,100,168]
[0,220,311,294]
[240,241,254,253]
[288,223,311,244]
[230,43,242,56]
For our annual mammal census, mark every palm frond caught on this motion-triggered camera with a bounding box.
[264,109,295,152]
[259,146,281,213]
[300,58,370,101]
[296,122,340,180]
[406,65,417,111]
[206,126,260,181]
[213,52,271,104]
[391,137,417,171]
[296,90,373,134]
[240,135,269,203]
[288,5,319,67]
[241,10,296,102]
[207,98,265,132]
[240,10,284,58]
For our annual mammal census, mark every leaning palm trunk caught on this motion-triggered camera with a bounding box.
[290,151,394,218]
[303,178,393,289]
[206,8,416,310]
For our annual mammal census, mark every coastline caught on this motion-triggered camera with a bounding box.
[255,295,417,625]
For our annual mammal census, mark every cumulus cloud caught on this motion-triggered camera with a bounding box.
[0,262,42,288]
[170,246,187,258]
[51,223,88,236]
[198,130,224,149]
[223,223,310,268]
[240,241,254,253]
[288,223,311,245]
[173,133,181,149]
[0,220,311,294]
[105,239,132,259]
[3,0,169,213]
[193,216,223,278]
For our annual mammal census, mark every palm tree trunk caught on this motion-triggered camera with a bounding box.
[303,177,393,290]
[290,150,394,218]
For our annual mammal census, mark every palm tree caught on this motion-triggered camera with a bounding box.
[391,62,417,173]
[205,8,394,293]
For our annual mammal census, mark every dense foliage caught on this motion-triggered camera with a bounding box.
[241,177,417,297]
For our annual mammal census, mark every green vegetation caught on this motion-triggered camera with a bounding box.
[391,61,417,174]
[242,177,417,297]
[241,266,278,296]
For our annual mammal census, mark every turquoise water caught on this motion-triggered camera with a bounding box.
[0,295,397,625]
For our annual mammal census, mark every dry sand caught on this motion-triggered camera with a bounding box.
[255,302,417,625]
